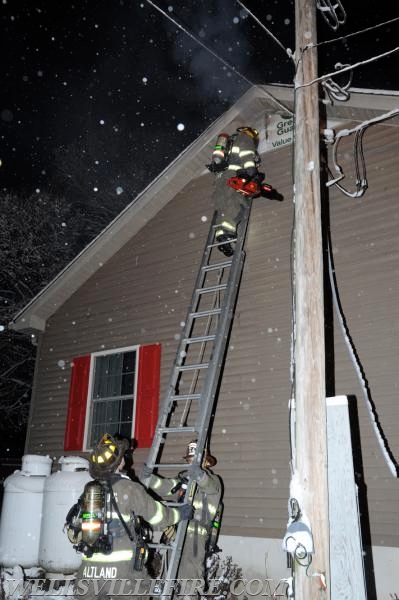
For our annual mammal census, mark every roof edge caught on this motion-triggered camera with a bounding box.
[10,84,399,332]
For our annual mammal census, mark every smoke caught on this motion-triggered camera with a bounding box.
[168,1,254,102]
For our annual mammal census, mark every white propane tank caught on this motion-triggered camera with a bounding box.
[0,454,52,568]
[38,456,92,575]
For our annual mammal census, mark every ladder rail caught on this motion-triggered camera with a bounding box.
[143,211,229,468]
[193,228,247,456]
[140,204,252,599]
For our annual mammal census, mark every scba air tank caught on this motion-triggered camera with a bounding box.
[211,133,230,167]
[0,454,52,568]
[38,456,92,575]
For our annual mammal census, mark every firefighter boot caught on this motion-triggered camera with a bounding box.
[215,230,235,257]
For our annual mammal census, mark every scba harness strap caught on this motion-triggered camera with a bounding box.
[160,472,222,559]
[66,476,151,571]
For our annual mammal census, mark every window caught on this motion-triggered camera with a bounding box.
[88,348,137,449]
[64,343,161,452]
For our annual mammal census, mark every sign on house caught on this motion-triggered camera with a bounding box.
[265,113,294,151]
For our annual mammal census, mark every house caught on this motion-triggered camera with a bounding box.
[10,85,399,596]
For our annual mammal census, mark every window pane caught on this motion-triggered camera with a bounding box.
[121,398,133,423]
[119,422,132,439]
[91,424,105,448]
[123,352,136,374]
[121,373,135,396]
[106,400,120,424]
[93,353,123,398]
[88,350,136,449]
[92,401,107,427]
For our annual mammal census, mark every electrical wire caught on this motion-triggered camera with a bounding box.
[327,127,367,198]
[316,0,346,31]
[296,45,399,89]
[235,0,294,62]
[322,62,353,102]
[316,15,399,48]
[327,108,399,197]
[327,231,399,477]
[144,0,293,115]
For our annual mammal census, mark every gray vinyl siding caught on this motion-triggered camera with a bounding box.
[27,122,399,546]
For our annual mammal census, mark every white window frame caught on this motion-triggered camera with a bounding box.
[83,345,139,451]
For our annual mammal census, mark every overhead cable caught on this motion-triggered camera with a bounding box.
[296,45,399,89]
[144,0,293,115]
[235,0,294,63]
[327,235,399,477]
[316,0,346,31]
[327,108,399,197]
[322,62,353,102]
[316,15,399,48]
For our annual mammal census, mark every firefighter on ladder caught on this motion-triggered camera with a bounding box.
[65,434,193,600]
[207,126,273,257]
[141,440,223,598]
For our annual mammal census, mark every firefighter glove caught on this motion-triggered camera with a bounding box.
[177,503,195,521]
[140,463,153,480]
[236,167,258,181]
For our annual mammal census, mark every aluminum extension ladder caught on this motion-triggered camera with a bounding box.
[141,203,252,599]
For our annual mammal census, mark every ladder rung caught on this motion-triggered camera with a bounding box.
[153,463,189,469]
[148,542,174,550]
[142,206,251,589]
[202,260,232,272]
[190,308,221,318]
[177,362,209,371]
[196,283,227,294]
[157,426,198,434]
[210,238,237,249]
[168,393,201,401]
[183,335,216,344]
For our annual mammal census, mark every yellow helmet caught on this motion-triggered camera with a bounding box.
[89,433,128,479]
[236,126,259,145]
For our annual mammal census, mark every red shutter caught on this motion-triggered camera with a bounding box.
[135,343,161,448]
[64,355,91,451]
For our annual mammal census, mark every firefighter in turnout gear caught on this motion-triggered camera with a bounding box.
[66,434,193,600]
[141,440,223,598]
[208,126,272,257]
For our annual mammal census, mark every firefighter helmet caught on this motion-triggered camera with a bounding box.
[184,439,217,468]
[114,433,135,473]
[184,440,198,459]
[89,433,129,479]
[236,126,259,146]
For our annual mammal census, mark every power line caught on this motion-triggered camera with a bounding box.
[317,15,399,48]
[235,0,294,62]
[144,0,293,115]
[296,44,399,89]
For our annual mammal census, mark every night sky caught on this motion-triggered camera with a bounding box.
[0,1,290,195]
[1,1,398,198]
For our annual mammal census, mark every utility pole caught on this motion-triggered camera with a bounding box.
[293,0,330,598]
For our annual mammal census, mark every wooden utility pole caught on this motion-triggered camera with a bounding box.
[293,0,330,597]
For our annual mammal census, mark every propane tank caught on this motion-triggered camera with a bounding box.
[38,456,91,575]
[0,454,52,568]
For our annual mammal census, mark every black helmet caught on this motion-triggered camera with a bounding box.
[89,433,129,480]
